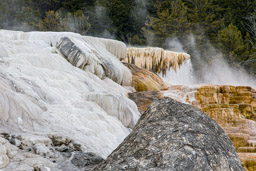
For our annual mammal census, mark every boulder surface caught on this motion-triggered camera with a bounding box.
[94,98,243,171]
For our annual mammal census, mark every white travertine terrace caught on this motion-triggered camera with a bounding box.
[0,30,139,170]
[123,47,190,75]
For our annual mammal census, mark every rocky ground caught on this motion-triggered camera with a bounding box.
[0,132,104,170]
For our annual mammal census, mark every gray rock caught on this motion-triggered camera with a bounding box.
[56,37,132,86]
[48,134,72,147]
[70,152,104,169]
[94,98,244,171]
[57,37,105,78]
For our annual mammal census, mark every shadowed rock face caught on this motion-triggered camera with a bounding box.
[94,98,243,171]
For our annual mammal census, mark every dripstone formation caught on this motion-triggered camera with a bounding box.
[94,98,243,171]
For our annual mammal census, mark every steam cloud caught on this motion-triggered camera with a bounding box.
[164,35,256,88]
[93,4,116,39]
[200,57,256,87]
[132,0,149,21]
[166,37,186,53]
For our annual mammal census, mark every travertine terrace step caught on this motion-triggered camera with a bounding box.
[241,129,256,136]
[248,140,256,146]
[238,147,256,153]
[223,127,241,132]
[228,133,250,138]
[249,136,256,141]
[238,153,256,169]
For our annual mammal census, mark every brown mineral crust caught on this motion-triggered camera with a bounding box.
[124,63,168,92]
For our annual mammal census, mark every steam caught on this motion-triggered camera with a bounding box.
[2,1,256,88]
[166,37,186,53]
[2,22,33,32]
[0,0,36,32]
[92,4,116,39]
[131,0,149,21]
[130,0,154,45]
[161,59,195,85]
[163,35,256,88]
[157,37,195,85]
[201,57,256,87]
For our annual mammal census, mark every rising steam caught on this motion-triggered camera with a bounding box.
[162,35,256,88]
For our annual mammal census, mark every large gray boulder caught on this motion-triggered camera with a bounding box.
[94,98,243,171]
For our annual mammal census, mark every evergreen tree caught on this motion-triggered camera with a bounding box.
[64,10,91,35]
[183,0,224,37]
[87,1,116,38]
[17,6,41,30]
[104,0,134,42]
[61,0,94,13]
[142,0,190,47]
[0,0,256,75]
[31,0,62,16]
[128,0,155,45]
[213,0,256,36]
[0,0,26,29]
[39,10,65,31]
[216,24,244,62]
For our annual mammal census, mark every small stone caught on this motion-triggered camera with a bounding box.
[48,135,72,146]
[55,144,70,152]
[0,154,9,169]
[72,142,82,151]
[6,144,18,159]
[71,151,104,168]
[0,137,8,144]
[10,137,21,147]
[33,143,50,156]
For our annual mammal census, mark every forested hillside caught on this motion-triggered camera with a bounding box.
[1,0,256,76]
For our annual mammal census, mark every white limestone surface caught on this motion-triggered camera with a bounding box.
[0,30,140,170]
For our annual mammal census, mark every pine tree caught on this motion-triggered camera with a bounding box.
[105,0,134,42]
[39,10,65,31]
[128,0,157,45]
[86,0,115,38]
[64,10,91,35]
[142,0,190,48]
[216,24,244,62]
[31,0,62,16]
[213,0,256,36]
